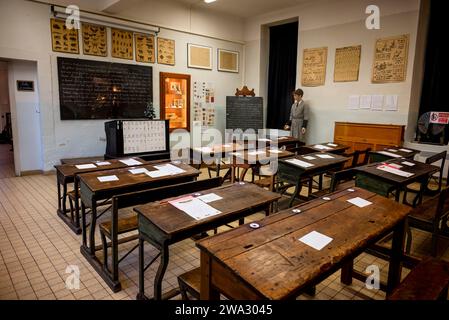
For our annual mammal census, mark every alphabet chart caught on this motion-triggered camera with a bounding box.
[122,120,167,154]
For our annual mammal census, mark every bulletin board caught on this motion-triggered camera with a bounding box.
[122,120,167,154]
[372,34,409,83]
[157,37,175,65]
[334,45,361,82]
[301,47,328,86]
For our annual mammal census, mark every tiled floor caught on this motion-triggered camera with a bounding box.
[0,166,449,300]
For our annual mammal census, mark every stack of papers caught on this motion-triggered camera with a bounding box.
[76,164,97,169]
[377,165,414,177]
[347,197,372,208]
[286,159,314,168]
[317,154,334,159]
[314,144,332,150]
[377,151,402,158]
[169,196,222,220]
[119,158,143,166]
[96,161,111,166]
[299,231,333,251]
[97,175,119,182]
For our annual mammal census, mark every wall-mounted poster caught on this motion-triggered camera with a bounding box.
[157,37,175,65]
[111,28,133,60]
[135,33,155,63]
[301,47,327,86]
[334,45,361,82]
[372,34,409,83]
[50,18,79,54]
[188,44,212,70]
[218,49,239,73]
[82,23,107,57]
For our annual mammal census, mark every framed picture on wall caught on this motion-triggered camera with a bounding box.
[217,49,239,73]
[187,43,212,70]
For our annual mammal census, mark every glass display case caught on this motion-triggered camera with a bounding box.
[160,72,191,132]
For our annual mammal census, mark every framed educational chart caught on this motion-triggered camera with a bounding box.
[193,81,215,129]
[218,49,239,73]
[50,18,79,54]
[82,23,107,57]
[188,44,212,70]
[301,47,327,86]
[135,33,155,63]
[160,72,190,131]
[372,34,409,83]
[157,37,175,65]
[334,45,361,82]
[111,28,133,60]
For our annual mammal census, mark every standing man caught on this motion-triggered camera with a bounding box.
[284,88,308,142]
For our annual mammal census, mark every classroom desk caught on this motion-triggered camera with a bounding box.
[277,153,349,207]
[369,147,420,163]
[60,156,105,165]
[196,187,411,300]
[78,162,200,277]
[260,136,302,150]
[54,157,146,234]
[354,158,439,203]
[134,182,281,300]
[305,142,350,154]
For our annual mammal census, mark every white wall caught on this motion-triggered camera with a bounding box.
[0,0,244,171]
[244,0,421,144]
[0,61,10,131]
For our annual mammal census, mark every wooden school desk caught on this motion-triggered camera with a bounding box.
[134,182,280,300]
[369,147,420,163]
[305,142,350,154]
[197,187,411,300]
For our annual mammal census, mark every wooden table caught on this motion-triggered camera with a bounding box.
[78,162,200,277]
[277,153,348,207]
[354,158,439,203]
[197,187,411,300]
[60,156,104,165]
[134,182,281,300]
[230,148,294,185]
[54,157,146,234]
[305,142,350,154]
[370,147,420,163]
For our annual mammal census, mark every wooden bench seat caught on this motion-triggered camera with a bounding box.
[178,267,201,300]
[99,215,138,238]
[388,258,449,300]
[408,193,449,223]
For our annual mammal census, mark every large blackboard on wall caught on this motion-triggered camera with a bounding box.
[226,96,263,131]
[57,57,152,120]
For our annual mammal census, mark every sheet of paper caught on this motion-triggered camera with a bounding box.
[313,144,332,150]
[387,149,398,152]
[377,165,414,177]
[299,231,333,251]
[327,143,338,147]
[268,149,283,154]
[248,150,266,156]
[129,168,149,174]
[359,95,372,109]
[286,159,314,168]
[317,154,334,159]
[222,144,232,148]
[371,95,384,111]
[258,138,272,142]
[76,164,97,169]
[303,156,316,160]
[399,148,413,153]
[146,170,169,178]
[278,136,288,140]
[388,163,403,169]
[119,158,143,166]
[348,95,360,110]
[385,95,398,111]
[401,161,415,167]
[194,147,213,153]
[377,151,402,158]
[197,193,223,203]
[97,175,119,182]
[96,161,111,166]
[169,196,222,220]
[154,164,186,175]
[347,197,373,208]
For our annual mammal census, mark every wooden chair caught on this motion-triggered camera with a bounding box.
[405,186,449,256]
[98,177,223,283]
[388,257,449,300]
[178,267,201,300]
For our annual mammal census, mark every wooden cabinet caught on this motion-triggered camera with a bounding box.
[334,122,405,152]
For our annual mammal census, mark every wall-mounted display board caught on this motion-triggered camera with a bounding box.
[82,23,107,57]
[57,57,152,120]
[218,49,239,73]
[135,33,155,63]
[334,45,361,82]
[301,47,328,86]
[188,44,212,70]
[372,34,409,83]
[157,37,175,65]
[50,18,79,54]
[111,28,133,60]
[226,96,263,131]
[160,72,190,131]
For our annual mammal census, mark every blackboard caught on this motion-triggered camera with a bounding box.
[226,96,263,131]
[57,57,152,120]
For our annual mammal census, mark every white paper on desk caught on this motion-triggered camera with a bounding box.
[248,150,266,156]
[387,149,398,153]
[195,147,213,153]
[317,154,334,159]
[313,144,332,150]
[76,163,97,169]
[286,158,314,168]
[278,136,288,140]
[388,163,403,169]
[399,148,413,153]
[385,95,398,111]
[327,143,338,147]
[268,149,283,154]
[96,161,111,166]
[197,193,223,203]
[154,163,186,175]
[377,151,402,158]
[303,156,316,160]
[402,161,415,167]
[145,170,169,178]
[360,95,372,109]
[299,231,333,251]
[348,95,360,110]
[119,158,142,166]
[97,175,119,182]
[377,165,414,177]
[371,95,384,111]
[222,144,232,148]
[129,168,149,174]
[169,196,222,220]
[258,138,272,142]
[347,197,373,208]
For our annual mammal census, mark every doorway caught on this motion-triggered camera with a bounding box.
[0,61,14,178]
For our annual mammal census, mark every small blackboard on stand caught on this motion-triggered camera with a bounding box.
[17,80,34,92]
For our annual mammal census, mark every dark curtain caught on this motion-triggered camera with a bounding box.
[266,21,298,129]
[418,0,449,143]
